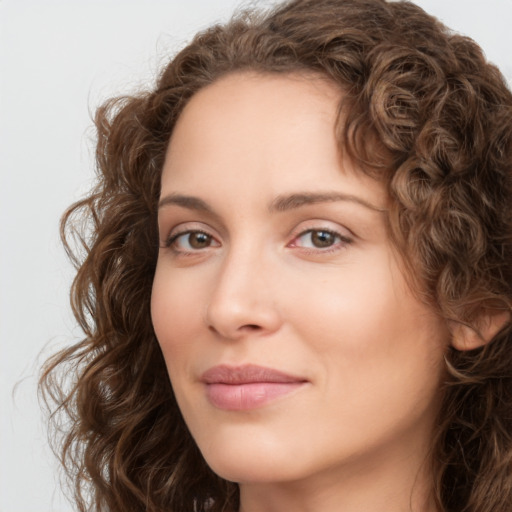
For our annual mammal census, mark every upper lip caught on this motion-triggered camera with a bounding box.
[200,364,306,385]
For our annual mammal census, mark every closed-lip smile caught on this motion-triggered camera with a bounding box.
[200,364,308,410]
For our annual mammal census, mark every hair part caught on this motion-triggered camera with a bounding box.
[41,1,512,511]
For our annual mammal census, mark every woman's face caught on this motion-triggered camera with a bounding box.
[151,72,449,485]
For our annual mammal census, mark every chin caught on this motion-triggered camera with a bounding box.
[197,431,309,484]
[206,457,299,485]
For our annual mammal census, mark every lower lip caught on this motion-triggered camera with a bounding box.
[205,382,305,411]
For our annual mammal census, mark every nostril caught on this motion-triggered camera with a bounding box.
[243,324,261,331]
[207,323,262,338]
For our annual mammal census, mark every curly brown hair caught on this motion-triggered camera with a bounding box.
[40,1,512,511]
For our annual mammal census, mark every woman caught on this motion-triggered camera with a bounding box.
[41,0,512,511]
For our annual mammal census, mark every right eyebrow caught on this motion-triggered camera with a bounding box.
[158,193,214,213]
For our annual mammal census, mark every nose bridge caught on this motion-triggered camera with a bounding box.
[206,238,280,338]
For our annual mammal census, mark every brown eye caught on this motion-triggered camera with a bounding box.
[188,232,212,249]
[167,230,218,252]
[310,230,336,248]
[291,228,351,252]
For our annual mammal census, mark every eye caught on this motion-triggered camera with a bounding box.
[290,228,351,251]
[166,230,219,252]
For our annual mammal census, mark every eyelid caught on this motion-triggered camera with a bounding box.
[169,230,218,249]
[286,221,354,253]
[289,229,351,248]
[160,222,221,249]
[288,220,354,241]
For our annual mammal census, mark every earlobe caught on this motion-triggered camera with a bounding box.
[451,310,511,351]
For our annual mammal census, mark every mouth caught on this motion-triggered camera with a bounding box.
[200,364,308,411]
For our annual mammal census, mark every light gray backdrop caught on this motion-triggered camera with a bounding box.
[1,1,511,511]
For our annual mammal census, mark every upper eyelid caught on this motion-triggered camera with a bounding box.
[163,221,220,239]
[162,230,221,253]
[289,220,355,240]
[295,228,351,240]
[165,227,220,247]
[290,228,353,248]
[157,206,224,239]
[169,228,214,241]
[169,225,214,237]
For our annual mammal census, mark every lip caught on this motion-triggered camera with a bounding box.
[201,364,308,411]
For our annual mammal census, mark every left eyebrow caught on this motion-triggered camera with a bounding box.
[268,192,386,213]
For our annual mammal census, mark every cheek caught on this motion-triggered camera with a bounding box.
[289,250,448,394]
[286,253,397,351]
[151,266,205,363]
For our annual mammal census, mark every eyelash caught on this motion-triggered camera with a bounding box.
[164,229,217,253]
[289,228,353,254]
[162,227,353,255]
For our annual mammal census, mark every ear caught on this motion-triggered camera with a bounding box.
[451,309,511,351]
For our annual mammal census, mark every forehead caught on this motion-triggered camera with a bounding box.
[167,71,341,160]
[162,72,387,210]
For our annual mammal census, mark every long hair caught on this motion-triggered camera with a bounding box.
[40,1,512,511]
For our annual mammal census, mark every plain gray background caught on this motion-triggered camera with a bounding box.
[1,1,511,511]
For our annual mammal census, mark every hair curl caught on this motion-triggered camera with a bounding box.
[40,1,512,511]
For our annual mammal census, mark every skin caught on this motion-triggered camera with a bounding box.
[151,72,448,512]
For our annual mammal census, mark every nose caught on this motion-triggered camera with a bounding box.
[205,247,282,340]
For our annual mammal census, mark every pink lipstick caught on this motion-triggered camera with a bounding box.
[201,364,307,411]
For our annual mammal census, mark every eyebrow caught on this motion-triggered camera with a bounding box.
[158,194,214,213]
[268,192,386,213]
[158,191,386,214]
